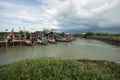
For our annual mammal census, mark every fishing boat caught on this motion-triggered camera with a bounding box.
[37,38,48,45]
[25,39,33,46]
[48,38,56,43]
[48,34,56,43]
[56,35,72,42]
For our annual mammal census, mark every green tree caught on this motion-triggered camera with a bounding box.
[19,30,24,35]
[85,32,94,36]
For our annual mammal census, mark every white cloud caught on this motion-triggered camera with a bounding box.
[0,0,120,33]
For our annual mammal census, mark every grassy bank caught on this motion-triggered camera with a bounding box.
[0,58,120,80]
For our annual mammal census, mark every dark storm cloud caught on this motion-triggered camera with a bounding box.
[51,0,120,33]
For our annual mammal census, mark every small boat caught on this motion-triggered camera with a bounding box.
[25,39,34,46]
[48,38,56,43]
[37,38,48,45]
[48,34,56,43]
[56,35,72,42]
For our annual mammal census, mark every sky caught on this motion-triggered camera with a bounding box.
[0,0,120,33]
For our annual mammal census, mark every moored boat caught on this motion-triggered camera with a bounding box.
[25,39,33,46]
[37,38,48,45]
[48,39,56,43]
[48,34,56,43]
[56,35,72,42]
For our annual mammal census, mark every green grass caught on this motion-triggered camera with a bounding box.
[0,58,120,80]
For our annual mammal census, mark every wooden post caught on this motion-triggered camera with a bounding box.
[19,35,21,40]
[4,35,6,40]
[0,43,1,47]
[5,41,7,46]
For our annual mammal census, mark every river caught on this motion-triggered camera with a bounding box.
[0,38,120,65]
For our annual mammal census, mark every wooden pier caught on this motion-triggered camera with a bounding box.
[0,40,25,47]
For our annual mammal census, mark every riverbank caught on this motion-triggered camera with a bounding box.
[86,36,120,46]
[0,58,120,80]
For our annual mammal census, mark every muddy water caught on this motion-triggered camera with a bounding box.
[0,38,120,65]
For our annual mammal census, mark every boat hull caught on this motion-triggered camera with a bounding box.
[25,40,34,46]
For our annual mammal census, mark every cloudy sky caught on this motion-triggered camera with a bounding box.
[0,0,120,33]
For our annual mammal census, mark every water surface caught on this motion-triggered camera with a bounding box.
[0,38,120,65]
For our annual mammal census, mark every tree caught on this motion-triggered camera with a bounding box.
[19,30,24,35]
[85,32,94,36]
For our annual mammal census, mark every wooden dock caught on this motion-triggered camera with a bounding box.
[0,40,25,47]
